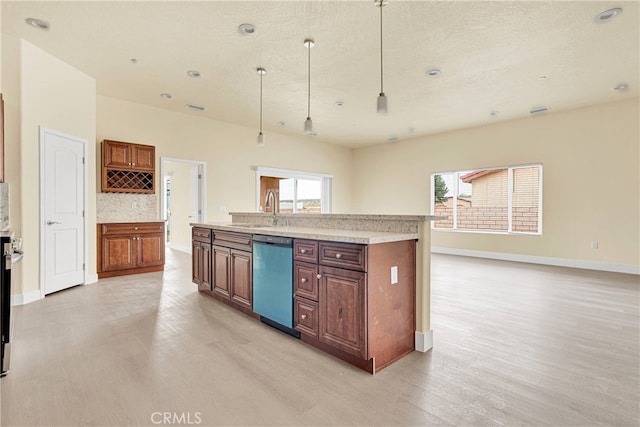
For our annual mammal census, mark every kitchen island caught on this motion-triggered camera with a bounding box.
[191,213,438,373]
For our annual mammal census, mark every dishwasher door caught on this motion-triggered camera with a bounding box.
[252,235,295,332]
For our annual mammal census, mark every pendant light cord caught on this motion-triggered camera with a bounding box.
[379,1,384,94]
[307,43,311,118]
[259,71,263,133]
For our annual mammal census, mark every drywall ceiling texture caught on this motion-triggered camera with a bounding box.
[1,1,638,147]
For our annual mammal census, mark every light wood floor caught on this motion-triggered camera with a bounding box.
[1,251,638,426]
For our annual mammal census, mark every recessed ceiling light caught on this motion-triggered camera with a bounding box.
[160,93,172,99]
[538,75,548,80]
[185,104,206,111]
[130,58,138,64]
[490,110,500,117]
[408,127,415,133]
[25,18,50,30]
[595,8,623,23]
[388,136,398,142]
[529,106,551,115]
[239,23,256,35]
[426,68,441,77]
[277,121,285,127]
[187,70,201,78]
[335,101,344,107]
[613,83,629,91]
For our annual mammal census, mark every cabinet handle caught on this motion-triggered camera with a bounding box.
[300,249,306,254]
[301,314,307,320]
[335,253,342,259]
[132,162,135,166]
[134,227,138,230]
[301,278,307,283]
[317,274,322,279]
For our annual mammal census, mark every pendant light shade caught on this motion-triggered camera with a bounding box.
[376,0,388,114]
[304,38,315,135]
[257,67,266,146]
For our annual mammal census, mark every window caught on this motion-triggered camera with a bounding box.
[432,164,542,234]
[255,167,332,214]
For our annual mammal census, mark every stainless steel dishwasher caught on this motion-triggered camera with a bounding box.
[252,235,300,338]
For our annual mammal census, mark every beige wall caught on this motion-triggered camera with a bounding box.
[164,161,194,253]
[5,39,96,296]
[352,98,640,269]
[96,96,354,222]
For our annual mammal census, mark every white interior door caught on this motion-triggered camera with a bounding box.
[190,165,202,223]
[42,128,85,295]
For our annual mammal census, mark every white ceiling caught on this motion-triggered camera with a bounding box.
[2,1,638,148]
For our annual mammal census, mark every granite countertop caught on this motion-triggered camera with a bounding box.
[98,219,164,224]
[190,223,419,244]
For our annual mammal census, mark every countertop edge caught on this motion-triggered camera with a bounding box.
[190,223,418,244]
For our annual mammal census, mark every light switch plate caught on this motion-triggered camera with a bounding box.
[391,266,398,284]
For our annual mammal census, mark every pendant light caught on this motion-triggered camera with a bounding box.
[256,67,266,146]
[376,0,388,114]
[304,38,315,135]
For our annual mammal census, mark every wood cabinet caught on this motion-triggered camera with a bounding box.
[97,222,165,278]
[192,227,211,291]
[200,230,254,314]
[101,139,155,193]
[294,238,416,374]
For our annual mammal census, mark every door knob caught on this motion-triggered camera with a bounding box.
[46,220,61,226]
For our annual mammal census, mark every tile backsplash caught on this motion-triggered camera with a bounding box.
[0,183,8,231]
[97,193,159,223]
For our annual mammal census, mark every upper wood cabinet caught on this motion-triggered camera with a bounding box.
[101,139,155,193]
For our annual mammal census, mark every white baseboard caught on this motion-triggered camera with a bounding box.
[12,289,43,306]
[86,273,99,284]
[431,247,640,275]
[168,244,191,255]
[415,330,433,353]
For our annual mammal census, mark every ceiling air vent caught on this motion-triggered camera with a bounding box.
[529,106,551,115]
[186,104,206,111]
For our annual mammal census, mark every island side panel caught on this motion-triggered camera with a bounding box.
[367,239,416,371]
[415,220,433,351]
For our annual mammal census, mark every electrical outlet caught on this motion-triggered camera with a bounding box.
[218,205,227,213]
[131,202,138,209]
[391,266,398,285]
[590,241,599,249]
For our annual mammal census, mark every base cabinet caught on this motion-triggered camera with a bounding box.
[192,227,212,291]
[294,239,416,374]
[97,222,165,278]
[204,230,253,314]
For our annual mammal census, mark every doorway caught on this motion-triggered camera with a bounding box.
[160,158,206,254]
[39,127,87,296]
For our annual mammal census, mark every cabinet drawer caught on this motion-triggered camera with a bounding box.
[319,242,367,272]
[294,239,318,263]
[294,297,319,338]
[294,262,318,301]
[192,227,211,244]
[213,231,252,251]
[100,222,164,236]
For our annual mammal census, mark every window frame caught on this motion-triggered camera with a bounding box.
[431,163,543,235]
[255,166,332,214]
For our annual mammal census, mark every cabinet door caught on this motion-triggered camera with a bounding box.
[103,140,132,168]
[212,245,231,298]
[192,241,202,284]
[102,235,135,271]
[319,266,367,358]
[230,250,252,310]
[131,144,155,171]
[201,243,212,291]
[137,233,165,268]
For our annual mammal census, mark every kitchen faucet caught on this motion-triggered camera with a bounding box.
[265,189,278,225]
